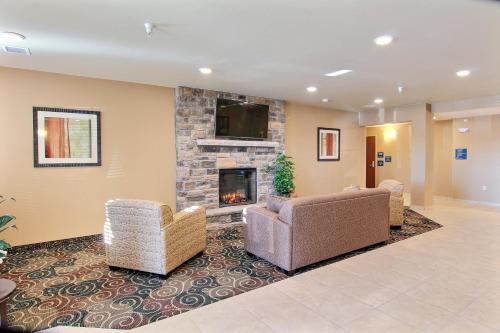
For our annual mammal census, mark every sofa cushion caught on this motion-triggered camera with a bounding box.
[267,195,290,213]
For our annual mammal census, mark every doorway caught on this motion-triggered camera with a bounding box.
[366,136,376,188]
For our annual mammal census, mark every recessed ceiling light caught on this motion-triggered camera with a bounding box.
[306,86,317,93]
[374,35,393,46]
[199,67,212,74]
[456,69,470,77]
[321,98,329,102]
[397,86,404,94]
[144,22,155,37]
[374,98,384,104]
[0,31,26,42]
[325,69,352,77]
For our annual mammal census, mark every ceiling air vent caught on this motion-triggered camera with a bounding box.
[3,45,31,55]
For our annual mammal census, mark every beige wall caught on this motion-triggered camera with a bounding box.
[433,120,453,197]
[0,67,176,246]
[451,116,500,203]
[366,123,412,192]
[285,102,366,196]
[433,115,500,204]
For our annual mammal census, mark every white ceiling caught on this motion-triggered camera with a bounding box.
[1,0,500,111]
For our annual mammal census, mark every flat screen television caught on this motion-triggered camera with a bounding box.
[215,98,269,140]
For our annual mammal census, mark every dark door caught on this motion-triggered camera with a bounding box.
[366,136,376,188]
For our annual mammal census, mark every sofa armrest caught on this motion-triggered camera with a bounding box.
[245,206,279,222]
[244,206,293,270]
[245,206,292,230]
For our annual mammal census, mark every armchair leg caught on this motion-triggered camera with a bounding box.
[285,269,296,276]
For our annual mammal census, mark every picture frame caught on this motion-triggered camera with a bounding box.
[317,127,340,161]
[377,152,384,158]
[385,155,392,162]
[455,148,467,160]
[33,107,101,167]
[378,160,384,167]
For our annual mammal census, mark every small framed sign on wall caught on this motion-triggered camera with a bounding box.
[33,107,101,167]
[455,148,467,160]
[317,127,340,161]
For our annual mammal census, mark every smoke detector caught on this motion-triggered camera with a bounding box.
[144,22,154,37]
[3,45,31,55]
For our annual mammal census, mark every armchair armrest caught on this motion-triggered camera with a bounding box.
[173,205,206,224]
[164,206,207,272]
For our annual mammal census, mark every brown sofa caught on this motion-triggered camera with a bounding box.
[244,188,391,274]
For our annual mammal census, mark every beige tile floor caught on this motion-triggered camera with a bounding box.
[43,199,500,333]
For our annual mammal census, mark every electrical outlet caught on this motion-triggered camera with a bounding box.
[482,185,488,191]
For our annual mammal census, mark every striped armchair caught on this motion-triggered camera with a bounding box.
[104,199,206,276]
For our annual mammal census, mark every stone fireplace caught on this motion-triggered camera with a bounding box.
[175,87,285,223]
[219,168,257,207]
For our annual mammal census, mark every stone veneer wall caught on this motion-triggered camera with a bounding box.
[175,87,285,211]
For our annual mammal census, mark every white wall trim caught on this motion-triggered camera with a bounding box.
[434,195,500,208]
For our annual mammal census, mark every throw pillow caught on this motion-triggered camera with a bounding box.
[343,185,361,192]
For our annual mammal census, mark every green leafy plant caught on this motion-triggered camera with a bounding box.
[0,195,17,263]
[265,153,295,196]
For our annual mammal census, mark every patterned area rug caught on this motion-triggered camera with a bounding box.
[2,208,441,332]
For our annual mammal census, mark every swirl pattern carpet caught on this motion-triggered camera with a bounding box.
[1,208,441,332]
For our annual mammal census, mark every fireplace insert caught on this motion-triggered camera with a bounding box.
[219,168,257,207]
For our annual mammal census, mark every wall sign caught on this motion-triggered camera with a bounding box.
[385,156,392,162]
[377,152,384,158]
[455,148,468,160]
[377,160,384,167]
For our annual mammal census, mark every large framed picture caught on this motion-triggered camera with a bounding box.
[33,107,101,167]
[317,127,340,161]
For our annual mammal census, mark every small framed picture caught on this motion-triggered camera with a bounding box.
[385,156,392,162]
[377,152,384,158]
[317,127,340,161]
[455,148,467,160]
[377,160,384,167]
[33,107,101,167]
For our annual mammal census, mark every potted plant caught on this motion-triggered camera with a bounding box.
[0,196,17,264]
[265,153,295,197]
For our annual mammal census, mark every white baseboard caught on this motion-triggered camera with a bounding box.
[434,195,500,208]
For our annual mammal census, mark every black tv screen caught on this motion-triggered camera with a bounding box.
[215,99,269,140]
